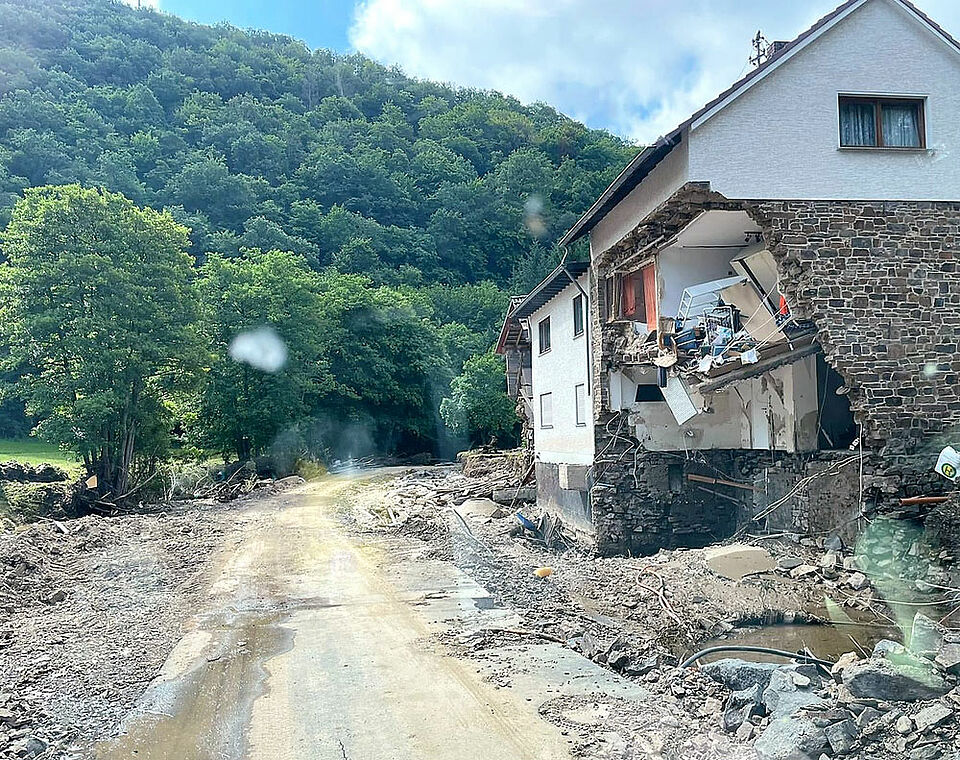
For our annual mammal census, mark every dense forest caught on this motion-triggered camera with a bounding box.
[0,0,635,474]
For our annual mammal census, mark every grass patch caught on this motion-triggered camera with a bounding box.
[0,438,82,475]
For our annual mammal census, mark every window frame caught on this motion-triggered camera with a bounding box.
[573,294,585,338]
[538,316,551,354]
[575,383,587,427]
[838,95,926,150]
[539,392,554,429]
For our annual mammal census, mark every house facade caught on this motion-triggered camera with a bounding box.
[503,0,960,555]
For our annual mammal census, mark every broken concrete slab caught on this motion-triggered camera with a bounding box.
[491,487,536,505]
[935,643,960,675]
[824,718,857,755]
[912,702,954,733]
[841,657,952,701]
[704,544,776,580]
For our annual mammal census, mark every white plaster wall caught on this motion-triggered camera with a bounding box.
[590,139,689,257]
[657,247,740,319]
[689,0,960,200]
[530,274,595,465]
[613,354,820,453]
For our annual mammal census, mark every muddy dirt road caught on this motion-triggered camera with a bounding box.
[93,475,652,760]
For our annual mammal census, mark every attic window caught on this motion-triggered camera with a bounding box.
[839,96,925,149]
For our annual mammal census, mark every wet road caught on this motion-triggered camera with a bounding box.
[94,476,646,760]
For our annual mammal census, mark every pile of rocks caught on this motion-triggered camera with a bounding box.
[697,613,959,759]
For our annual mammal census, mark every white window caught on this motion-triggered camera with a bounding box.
[538,317,551,353]
[539,392,553,429]
[575,383,587,426]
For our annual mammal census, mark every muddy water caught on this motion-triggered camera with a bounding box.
[689,621,901,664]
[95,610,294,760]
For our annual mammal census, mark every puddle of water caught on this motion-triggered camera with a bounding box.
[472,596,497,610]
[688,621,901,665]
[95,613,294,760]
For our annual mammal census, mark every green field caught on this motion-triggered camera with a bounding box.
[0,439,81,475]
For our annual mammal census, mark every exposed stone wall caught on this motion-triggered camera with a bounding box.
[587,189,960,555]
[751,200,960,454]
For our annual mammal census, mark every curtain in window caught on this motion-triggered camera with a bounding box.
[882,103,921,147]
[840,101,876,146]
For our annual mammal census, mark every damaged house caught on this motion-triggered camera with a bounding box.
[500,0,960,555]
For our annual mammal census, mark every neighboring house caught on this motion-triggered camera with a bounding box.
[498,263,595,532]
[502,0,960,555]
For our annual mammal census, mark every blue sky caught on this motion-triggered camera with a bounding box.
[158,0,355,52]
[136,0,960,143]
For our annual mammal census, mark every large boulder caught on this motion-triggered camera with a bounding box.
[754,717,829,760]
[701,659,781,691]
[841,657,951,701]
[762,668,826,718]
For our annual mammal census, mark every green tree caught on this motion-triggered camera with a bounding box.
[0,185,201,494]
[440,353,517,445]
[195,249,333,460]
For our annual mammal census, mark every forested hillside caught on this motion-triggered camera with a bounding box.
[0,0,635,465]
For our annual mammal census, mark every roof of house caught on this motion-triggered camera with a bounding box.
[558,0,960,248]
[510,261,590,321]
[495,295,528,354]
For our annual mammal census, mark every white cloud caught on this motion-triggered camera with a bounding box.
[350,0,960,143]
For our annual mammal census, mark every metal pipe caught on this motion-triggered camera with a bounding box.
[679,645,835,670]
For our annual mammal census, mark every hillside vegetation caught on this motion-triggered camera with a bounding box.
[0,0,635,477]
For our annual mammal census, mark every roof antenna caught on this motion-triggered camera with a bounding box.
[750,30,770,68]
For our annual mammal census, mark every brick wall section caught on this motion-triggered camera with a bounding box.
[587,190,960,555]
[750,200,960,454]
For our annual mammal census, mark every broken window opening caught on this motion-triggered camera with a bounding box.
[816,354,857,450]
[635,384,665,403]
[606,264,657,330]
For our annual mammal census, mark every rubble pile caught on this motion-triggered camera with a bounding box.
[0,462,76,523]
[686,615,960,760]
[362,465,960,758]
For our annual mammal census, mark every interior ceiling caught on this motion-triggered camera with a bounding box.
[670,210,762,251]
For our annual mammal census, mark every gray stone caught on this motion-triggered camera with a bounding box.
[873,639,907,658]
[723,683,765,732]
[764,669,826,718]
[778,556,806,570]
[824,719,857,755]
[842,658,952,702]
[909,613,944,658]
[895,715,914,735]
[701,659,781,691]
[846,572,868,590]
[912,702,954,733]
[754,718,829,760]
[9,738,45,758]
[935,643,960,675]
[824,535,844,552]
[855,706,882,731]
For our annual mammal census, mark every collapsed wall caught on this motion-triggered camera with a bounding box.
[589,187,960,556]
